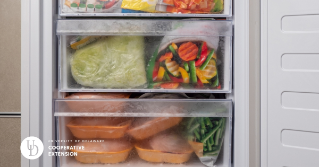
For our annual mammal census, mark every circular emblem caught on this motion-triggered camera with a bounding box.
[20,136,44,160]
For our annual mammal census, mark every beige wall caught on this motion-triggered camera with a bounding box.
[0,118,21,167]
[0,0,21,112]
[0,0,21,166]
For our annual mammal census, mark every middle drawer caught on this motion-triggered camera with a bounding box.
[57,19,233,93]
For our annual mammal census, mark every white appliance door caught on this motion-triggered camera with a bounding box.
[261,0,319,167]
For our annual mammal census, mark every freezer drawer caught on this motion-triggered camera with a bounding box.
[54,99,232,167]
[59,0,232,17]
[57,20,233,93]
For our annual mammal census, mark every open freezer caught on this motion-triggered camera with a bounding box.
[54,98,232,167]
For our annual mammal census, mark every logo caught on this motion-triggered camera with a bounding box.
[20,136,44,160]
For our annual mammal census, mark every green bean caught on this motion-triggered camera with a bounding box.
[194,128,201,141]
[200,118,206,129]
[203,142,206,146]
[210,135,214,145]
[187,117,196,129]
[201,129,205,135]
[214,121,219,125]
[201,125,220,143]
[207,139,212,151]
[205,117,213,128]
[212,146,218,151]
[163,71,171,81]
[169,45,177,56]
[184,62,189,72]
[189,122,200,133]
[204,148,207,151]
[215,128,221,146]
[199,49,215,70]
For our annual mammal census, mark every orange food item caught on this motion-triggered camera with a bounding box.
[73,139,133,164]
[178,42,198,61]
[65,93,131,113]
[67,117,133,139]
[160,82,180,89]
[127,117,182,140]
[188,141,204,157]
[163,0,174,5]
[158,52,173,62]
[135,132,193,163]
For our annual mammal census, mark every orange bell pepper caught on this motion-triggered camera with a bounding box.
[156,67,166,81]
[159,52,173,62]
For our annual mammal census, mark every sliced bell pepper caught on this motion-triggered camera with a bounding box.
[169,75,184,83]
[171,43,178,50]
[195,42,208,66]
[104,0,116,9]
[159,52,173,62]
[152,61,160,81]
[178,42,198,61]
[147,47,159,83]
[179,67,190,83]
[156,66,166,81]
[196,68,209,83]
[199,49,215,70]
[160,82,180,89]
[163,0,174,5]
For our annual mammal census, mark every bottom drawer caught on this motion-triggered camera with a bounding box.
[54,99,232,167]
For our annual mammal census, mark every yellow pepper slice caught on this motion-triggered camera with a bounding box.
[179,67,190,83]
[196,68,209,84]
[156,66,166,81]
[172,43,178,50]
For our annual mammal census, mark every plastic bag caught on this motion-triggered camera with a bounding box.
[185,117,226,166]
[146,21,221,90]
[70,36,147,88]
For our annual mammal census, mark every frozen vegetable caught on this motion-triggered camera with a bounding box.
[70,36,147,89]
[65,92,131,112]
[186,117,226,166]
[147,40,219,89]
[155,0,224,14]
[64,0,122,13]
[72,139,133,164]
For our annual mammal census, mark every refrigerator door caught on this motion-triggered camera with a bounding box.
[261,0,319,166]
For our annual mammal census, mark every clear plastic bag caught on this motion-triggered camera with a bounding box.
[70,36,147,88]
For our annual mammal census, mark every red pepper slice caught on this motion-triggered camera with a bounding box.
[169,75,184,83]
[160,82,180,89]
[152,61,160,81]
[195,42,208,67]
[104,0,116,9]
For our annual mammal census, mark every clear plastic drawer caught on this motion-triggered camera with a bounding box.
[57,19,233,93]
[54,99,232,167]
[59,0,232,17]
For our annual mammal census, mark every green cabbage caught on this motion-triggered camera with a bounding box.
[70,36,147,88]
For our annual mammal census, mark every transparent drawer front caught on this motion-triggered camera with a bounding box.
[55,99,232,167]
[59,0,232,17]
[57,20,233,93]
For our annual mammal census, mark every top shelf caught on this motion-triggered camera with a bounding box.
[59,0,232,17]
